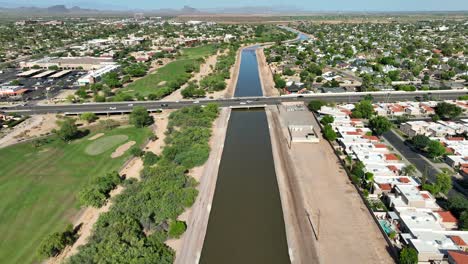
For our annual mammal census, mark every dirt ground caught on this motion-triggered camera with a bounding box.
[0,114,58,148]
[48,112,171,264]
[257,47,280,97]
[171,108,231,264]
[269,107,394,264]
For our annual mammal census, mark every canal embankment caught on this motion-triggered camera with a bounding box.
[171,107,231,264]
[278,106,394,264]
[266,106,320,264]
[256,48,280,97]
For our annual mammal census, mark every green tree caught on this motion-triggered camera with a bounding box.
[352,100,375,119]
[369,116,392,135]
[80,112,97,123]
[37,224,76,257]
[459,211,468,230]
[402,165,417,176]
[399,247,418,264]
[427,140,446,159]
[412,135,430,150]
[320,115,334,125]
[78,172,122,208]
[435,172,452,195]
[102,72,121,88]
[435,102,463,119]
[323,124,337,141]
[308,100,326,112]
[56,118,79,141]
[130,146,144,157]
[129,107,154,128]
[143,151,159,166]
[448,195,468,216]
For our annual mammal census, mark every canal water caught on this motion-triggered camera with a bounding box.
[200,47,290,263]
[233,46,263,97]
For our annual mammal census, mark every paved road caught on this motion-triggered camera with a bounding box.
[3,90,467,115]
[383,129,468,198]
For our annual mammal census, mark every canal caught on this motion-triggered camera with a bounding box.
[233,46,263,97]
[200,47,290,263]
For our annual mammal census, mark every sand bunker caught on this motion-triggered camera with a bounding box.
[111,141,136,158]
[88,133,104,141]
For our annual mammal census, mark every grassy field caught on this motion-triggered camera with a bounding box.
[0,125,152,264]
[122,44,217,97]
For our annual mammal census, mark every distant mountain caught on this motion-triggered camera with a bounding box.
[47,5,69,13]
[181,5,199,13]
[203,5,303,14]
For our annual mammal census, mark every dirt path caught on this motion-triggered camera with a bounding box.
[257,48,280,97]
[48,113,171,264]
[278,108,394,264]
[172,108,231,264]
[266,107,320,264]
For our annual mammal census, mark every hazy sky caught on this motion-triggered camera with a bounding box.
[4,0,468,11]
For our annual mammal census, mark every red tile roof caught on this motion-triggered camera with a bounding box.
[462,168,468,175]
[385,154,399,161]
[346,131,361,135]
[447,250,468,264]
[437,211,458,223]
[421,193,431,199]
[379,183,392,191]
[448,137,465,141]
[398,177,410,183]
[374,143,387,149]
[450,236,468,246]
[387,165,399,172]
[363,135,379,141]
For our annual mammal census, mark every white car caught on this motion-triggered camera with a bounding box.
[109,107,117,110]
[128,104,133,107]
[193,100,200,104]
[240,102,247,105]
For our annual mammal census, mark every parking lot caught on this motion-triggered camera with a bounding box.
[0,68,84,102]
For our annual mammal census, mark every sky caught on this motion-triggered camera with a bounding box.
[3,0,468,11]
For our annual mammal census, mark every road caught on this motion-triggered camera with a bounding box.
[383,129,468,198]
[3,90,467,115]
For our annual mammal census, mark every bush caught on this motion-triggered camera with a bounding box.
[37,224,76,258]
[80,112,97,123]
[78,171,122,208]
[168,220,186,238]
[399,247,418,264]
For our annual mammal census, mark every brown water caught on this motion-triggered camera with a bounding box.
[199,110,290,264]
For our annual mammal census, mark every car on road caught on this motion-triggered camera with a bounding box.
[240,102,247,105]
[128,103,133,107]
[193,101,200,104]
[297,95,304,98]
[160,103,169,107]
[109,107,117,110]
[246,100,253,103]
